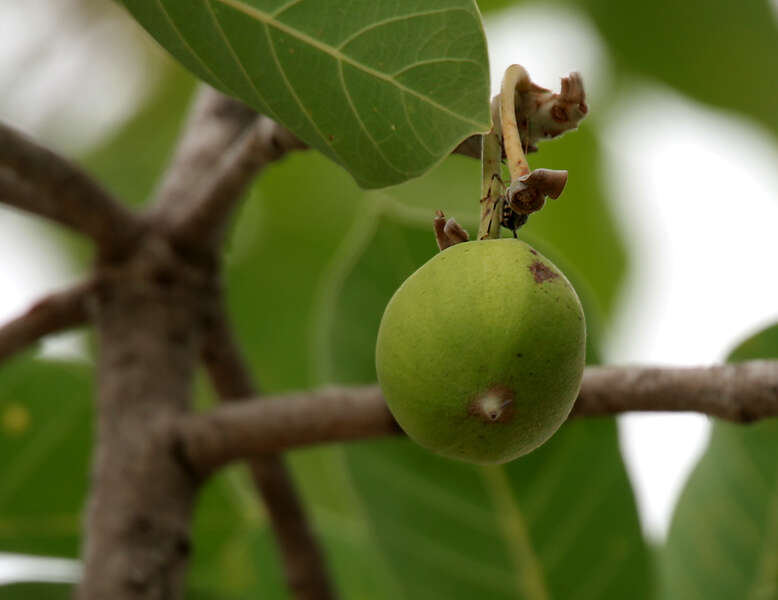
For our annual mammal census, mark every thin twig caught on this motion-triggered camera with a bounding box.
[152,86,258,221]
[0,278,96,363]
[202,312,335,600]
[180,361,778,470]
[0,123,139,252]
[168,115,305,249]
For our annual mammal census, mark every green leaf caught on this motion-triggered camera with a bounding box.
[189,465,290,598]
[117,0,491,188]
[0,582,73,599]
[0,357,92,558]
[662,322,778,599]
[581,0,778,135]
[223,149,651,598]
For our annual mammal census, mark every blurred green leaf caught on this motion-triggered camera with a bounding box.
[662,322,778,599]
[117,0,490,188]
[189,465,289,599]
[222,147,650,597]
[0,357,92,558]
[0,582,73,599]
[581,0,778,134]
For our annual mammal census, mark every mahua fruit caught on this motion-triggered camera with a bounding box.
[375,238,585,463]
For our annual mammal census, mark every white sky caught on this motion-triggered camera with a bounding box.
[1,0,777,582]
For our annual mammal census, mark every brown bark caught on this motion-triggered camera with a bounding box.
[0,279,94,362]
[178,361,778,471]
[0,123,139,254]
[80,234,218,599]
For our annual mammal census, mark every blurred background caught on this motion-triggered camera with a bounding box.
[1,0,776,597]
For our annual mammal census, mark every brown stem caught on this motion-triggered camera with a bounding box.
[152,86,257,221]
[0,279,95,363]
[570,361,778,422]
[500,64,531,181]
[179,386,397,472]
[202,312,335,600]
[0,122,140,254]
[178,361,778,470]
[168,115,305,249]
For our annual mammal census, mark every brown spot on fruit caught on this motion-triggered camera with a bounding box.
[529,261,558,283]
[468,386,515,423]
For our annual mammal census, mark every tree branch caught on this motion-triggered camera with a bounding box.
[570,361,778,422]
[0,278,95,362]
[80,235,215,599]
[168,115,305,249]
[180,386,396,472]
[152,86,258,221]
[179,361,778,470]
[202,313,335,600]
[0,122,140,253]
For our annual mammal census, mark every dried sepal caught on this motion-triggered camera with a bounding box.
[433,210,470,251]
[507,169,568,215]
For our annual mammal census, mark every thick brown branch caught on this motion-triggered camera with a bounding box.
[180,386,397,472]
[202,314,335,600]
[168,115,305,249]
[0,122,139,252]
[80,235,215,600]
[0,279,95,362]
[180,361,778,470]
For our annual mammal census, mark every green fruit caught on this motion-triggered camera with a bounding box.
[375,238,585,464]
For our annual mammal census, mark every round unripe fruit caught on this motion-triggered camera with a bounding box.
[375,238,585,464]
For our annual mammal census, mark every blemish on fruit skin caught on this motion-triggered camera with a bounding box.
[469,386,515,424]
[529,261,558,283]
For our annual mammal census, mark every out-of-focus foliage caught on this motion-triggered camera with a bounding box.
[0,582,73,599]
[117,0,491,188]
[662,322,778,599]
[0,357,92,558]
[580,0,778,136]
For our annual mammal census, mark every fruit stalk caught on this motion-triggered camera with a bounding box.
[499,64,532,181]
[478,97,505,240]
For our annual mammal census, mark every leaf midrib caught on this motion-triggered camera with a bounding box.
[214,0,486,129]
[481,466,550,600]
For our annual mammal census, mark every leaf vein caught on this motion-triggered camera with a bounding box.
[155,0,236,95]
[336,7,470,50]
[337,61,406,177]
[203,0,280,121]
[214,0,486,129]
[262,22,346,166]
